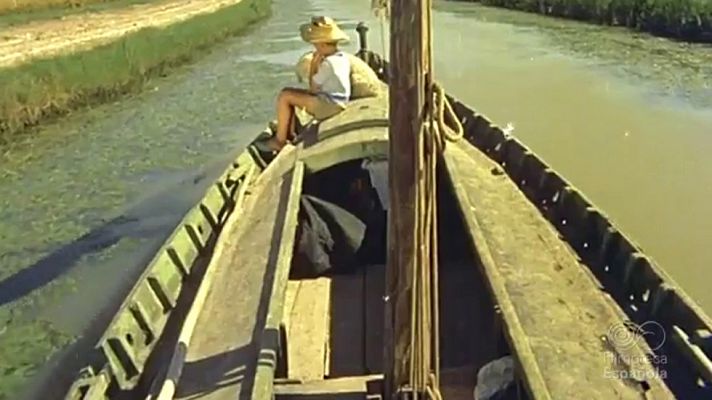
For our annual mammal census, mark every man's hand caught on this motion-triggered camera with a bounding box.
[309,52,324,79]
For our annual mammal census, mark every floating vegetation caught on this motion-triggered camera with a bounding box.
[0,318,73,400]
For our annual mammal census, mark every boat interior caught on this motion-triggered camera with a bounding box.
[166,95,685,400]
[62,42,711,400]
[169,98,519,400]
[271,158,507,400]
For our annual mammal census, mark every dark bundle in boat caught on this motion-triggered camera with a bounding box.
[64,2,712,400]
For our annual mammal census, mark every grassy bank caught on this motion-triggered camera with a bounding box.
[0,0,271,143]
[454,0,712,42]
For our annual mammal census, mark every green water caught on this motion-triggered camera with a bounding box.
[1,0,711,397]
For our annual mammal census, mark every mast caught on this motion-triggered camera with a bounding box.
[384,0,433,398]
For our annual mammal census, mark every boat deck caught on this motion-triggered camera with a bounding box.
[278,261,480,400]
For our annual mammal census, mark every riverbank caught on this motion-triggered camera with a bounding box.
[0,0,271,143]
[0,0,153,28]
[452,0,712,43]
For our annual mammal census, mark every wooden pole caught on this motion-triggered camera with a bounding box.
[384,0,430,398]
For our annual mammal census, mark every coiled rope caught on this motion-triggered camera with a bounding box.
[374,0,463,398]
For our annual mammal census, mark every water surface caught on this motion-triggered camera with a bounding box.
[1,0,711,397]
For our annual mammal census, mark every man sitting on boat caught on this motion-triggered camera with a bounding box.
[263,16,352,152]
[295,48,383,102]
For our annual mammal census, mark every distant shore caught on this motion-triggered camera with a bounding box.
[450,0,712,43]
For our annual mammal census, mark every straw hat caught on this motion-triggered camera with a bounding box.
[299,16,350,44]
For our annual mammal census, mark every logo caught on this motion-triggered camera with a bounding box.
[603,320,669,381]
[606,320,666,351]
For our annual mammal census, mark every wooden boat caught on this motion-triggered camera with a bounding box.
[64,10,712,400]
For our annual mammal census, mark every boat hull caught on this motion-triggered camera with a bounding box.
[63,48,712,400]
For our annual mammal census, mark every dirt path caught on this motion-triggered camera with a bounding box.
[0,0,243,69]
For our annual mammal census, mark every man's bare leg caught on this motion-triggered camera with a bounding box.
[288,114,296,141]
[267,88,319,151]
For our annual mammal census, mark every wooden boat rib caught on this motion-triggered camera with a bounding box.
[64,24,712,400]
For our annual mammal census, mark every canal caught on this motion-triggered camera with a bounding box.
[0,0,710,398]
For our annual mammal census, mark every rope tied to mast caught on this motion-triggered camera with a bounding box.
[406,11,463,400]
[378,0,464,397]
[407,83,462,400]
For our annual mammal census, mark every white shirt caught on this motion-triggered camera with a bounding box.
[312,52,351,105]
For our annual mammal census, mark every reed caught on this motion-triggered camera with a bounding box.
[0,0,271,142]
[461,0,712,42]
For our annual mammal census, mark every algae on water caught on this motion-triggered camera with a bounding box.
[0,318,73,400]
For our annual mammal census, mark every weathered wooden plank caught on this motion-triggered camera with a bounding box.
[174,156,303,400]
[443,141,674,400]
[299,128,387,174]
[439,366,475,400]
[316,96,388,139]
[282,278,331,382]
[328,270,366,377]
[364,265,385,374]
[251,161,306,400]
[274,374,383,399]
[147,164,258,400]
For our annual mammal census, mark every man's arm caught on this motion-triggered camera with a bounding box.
[309,54,328,93]
[309,77,321,93]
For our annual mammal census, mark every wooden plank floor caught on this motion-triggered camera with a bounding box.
[283,278,331,382]
[283,265,386,381]
[440,366,476,400]
[328,270,366,377]
[364,265,385,375]
[444,142,674,399]
[274,374,383,400]
[175,164,300,400]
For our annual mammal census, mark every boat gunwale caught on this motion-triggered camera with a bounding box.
[448,93,712,335]
[249,161,306,400]
[64,152,260,399]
